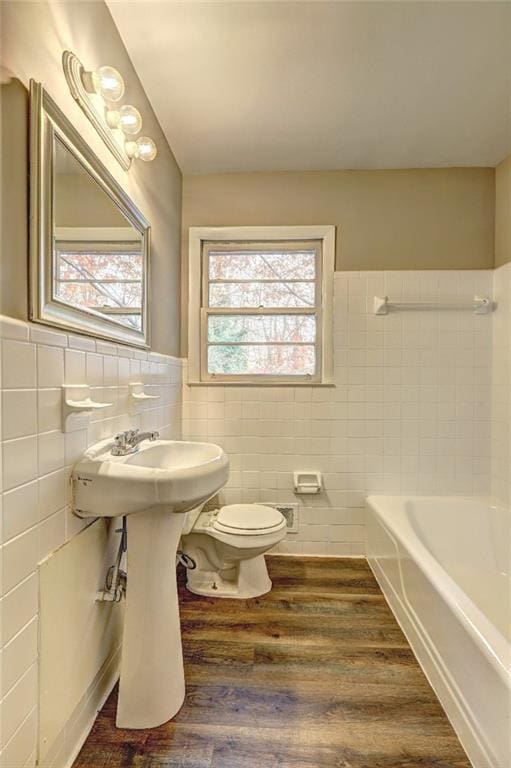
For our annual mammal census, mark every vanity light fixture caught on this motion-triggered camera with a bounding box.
[62,50,157,169]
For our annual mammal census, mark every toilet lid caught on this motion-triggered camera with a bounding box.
[213,504,285,534]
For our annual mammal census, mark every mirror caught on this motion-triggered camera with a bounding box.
[30,82,150,347]
[53,139,144,332]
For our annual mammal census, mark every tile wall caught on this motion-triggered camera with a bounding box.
[0,315,183,768]
[491,261,511,508]
[183,270,494,556]
[0,267,504,765]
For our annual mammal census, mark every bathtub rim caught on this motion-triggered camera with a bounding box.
[366,494,510,685]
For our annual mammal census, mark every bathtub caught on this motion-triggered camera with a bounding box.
[365,496,510,768]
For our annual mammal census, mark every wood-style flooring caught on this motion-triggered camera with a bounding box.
[73,557,470,768]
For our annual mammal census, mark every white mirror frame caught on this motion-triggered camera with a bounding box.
[29,80,151,348]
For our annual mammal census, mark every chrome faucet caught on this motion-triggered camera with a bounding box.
[111,429,160,456]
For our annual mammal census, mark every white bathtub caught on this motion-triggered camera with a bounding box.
[365,496,510,768]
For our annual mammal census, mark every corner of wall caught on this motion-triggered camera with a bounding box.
[495,154,511,268]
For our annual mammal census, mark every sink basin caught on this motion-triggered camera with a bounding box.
[74,438,228,517]
[72,437,229,730]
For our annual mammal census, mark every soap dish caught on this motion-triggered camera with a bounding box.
[62,385,112,432]
[129,382,160,413]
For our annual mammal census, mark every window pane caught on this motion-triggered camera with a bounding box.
[208,344,316,376]
[208,314,316,344]
[100,314,142,330]
[54,248,143,329]
[209,281,315,308]
[56,250,143,281]
[209,250,316,281]
[55,281,142,309]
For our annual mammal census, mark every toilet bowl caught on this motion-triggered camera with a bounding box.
[180,503,287,598]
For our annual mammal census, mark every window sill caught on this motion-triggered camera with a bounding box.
[186,380,335,387]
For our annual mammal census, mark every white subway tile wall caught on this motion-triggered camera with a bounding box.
[491,262,511,507]
[0,316,183,768]
[183,270,495,556]
[0,267,508,767]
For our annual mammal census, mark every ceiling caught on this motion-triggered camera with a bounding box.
[107,1,511,174]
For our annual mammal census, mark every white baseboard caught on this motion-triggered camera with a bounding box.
[267,552,365,559]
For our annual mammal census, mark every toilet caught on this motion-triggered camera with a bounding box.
[180,503,287,598]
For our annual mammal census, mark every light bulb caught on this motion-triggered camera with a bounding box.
[136,136,157,162]
[124,140,138,159]
[105,109,120,129]
[118,105,142,136]
[93,65,125,102]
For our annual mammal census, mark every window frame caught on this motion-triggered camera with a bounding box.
[53,228,144,331]
[188,226,335,385]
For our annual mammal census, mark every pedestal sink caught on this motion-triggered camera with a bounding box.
[72,437,229,728]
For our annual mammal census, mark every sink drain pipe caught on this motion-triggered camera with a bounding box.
[96,517,128,602]
[97,525,197,602]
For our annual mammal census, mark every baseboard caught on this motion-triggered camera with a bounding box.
[38,645,121,768]
[267,553,366,559]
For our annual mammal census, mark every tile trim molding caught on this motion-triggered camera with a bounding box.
[0,314,185,367]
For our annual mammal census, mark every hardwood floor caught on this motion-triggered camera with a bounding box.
[73,557,471,768]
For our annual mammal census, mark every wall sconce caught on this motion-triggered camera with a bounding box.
[62,51,157,169]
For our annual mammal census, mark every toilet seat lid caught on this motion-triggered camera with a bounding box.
[213,504,285,534]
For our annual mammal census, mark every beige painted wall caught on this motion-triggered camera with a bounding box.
[0,0,182,356]
[495,155,511,267]
[0,80,28,324]
[55,175,130,228]
[182,168,495,352]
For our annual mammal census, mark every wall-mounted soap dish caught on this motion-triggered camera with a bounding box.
[62,385,112,432]
[129,382,160,414]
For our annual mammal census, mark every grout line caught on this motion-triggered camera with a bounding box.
[0,704,37,755]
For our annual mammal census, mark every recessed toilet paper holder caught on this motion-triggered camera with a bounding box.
[293,471,322,494]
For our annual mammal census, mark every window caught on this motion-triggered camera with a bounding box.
[188,226,335,383]
[54,240,143,331]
